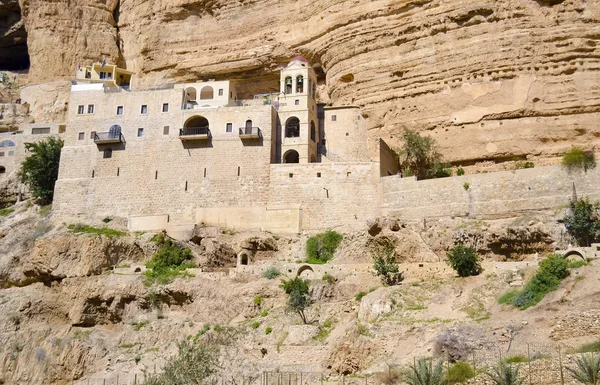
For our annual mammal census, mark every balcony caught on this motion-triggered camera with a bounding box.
[239,126,261,139]
[179,127,211,140]
[94,131,124,144]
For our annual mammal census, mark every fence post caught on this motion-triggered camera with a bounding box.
[558,345,565,385]
[527,343,532,385]
[472,351,476,371]
[134,374,137,385]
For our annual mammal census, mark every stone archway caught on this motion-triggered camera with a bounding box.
[237,251,251,267]
[283,150,299,164]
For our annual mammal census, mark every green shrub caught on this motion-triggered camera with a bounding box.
[355,291,367,301]
[19,137,64,205]
[563,199,600,247]
[568,260,587,269]
[433,160,452,178]
[566,354,600,385]
[306,231,343,264]
[498,290,519,305]
[68,223,126,237]
[313,318,335,341]
[0,207,14,217]
[463,182,470,191]
[407,359,447,385]
[144,238,194,286]
[487,363,523,385]
[251,321,260,329]
[213,324,222,333]
[501,254,568,309]
[322,272,336,284]
[265,327,273,335]
[133,321,149,331]
[263,267,281,279]
[253,295,263,307]
[502,355,528,364]
[572,339,600,354]
[447,245,481,277]
[397,129,446,181]
[373,247,403,285]
[562,148,596,173]
[523,162,534,169]
[280,277,311,324]
[102,217,112,223]
[456,167,465,176]
[260,309,269,317]
[447,362,476,384]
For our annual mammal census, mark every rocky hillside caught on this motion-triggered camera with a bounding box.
[0,0,599,165]
[0,201,598,384]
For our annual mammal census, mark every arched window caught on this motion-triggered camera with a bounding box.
[184,116,209,129]
[296,75,304,93]
[0,140,15,148]
[285,117,300,138]
[310,121,316,142]
[108,125,121,139]
[184,87,197,103]
[0,166,5,174]
[284,77,292,94]
[200,86,214,100]
[244,119,253,135]
[284,150,299,164]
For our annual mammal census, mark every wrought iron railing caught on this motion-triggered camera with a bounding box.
[93,131,124,143]
[179,127,210,137]
[238,127,260,136]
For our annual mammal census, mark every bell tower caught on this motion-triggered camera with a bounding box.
[277,57,319,164]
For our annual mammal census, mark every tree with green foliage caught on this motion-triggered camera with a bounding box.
[564,199,600,247]
[447,245,481,277]
[397,129,447,180]
[19,137,64,205]
[306,230,343,264]
[447,362,476,384]
[562,148,596,173]
[280,277,311,324]
[487,363,523,385]
[406,359,447,385]
[142,340,218,385]
[567,354,600,385]
[373,247,404,286]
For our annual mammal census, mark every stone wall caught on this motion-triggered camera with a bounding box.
[382,166,600,220]
[268,162,381,232]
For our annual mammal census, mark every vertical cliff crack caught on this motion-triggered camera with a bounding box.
[112,0,125,68]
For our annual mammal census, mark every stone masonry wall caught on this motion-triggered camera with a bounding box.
[382,166,600,220]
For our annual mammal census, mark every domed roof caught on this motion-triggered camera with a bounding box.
[289,56,309,64]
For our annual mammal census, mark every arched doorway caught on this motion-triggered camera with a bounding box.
[0,166,5,174]
[284,150,299,164]
[184,87,197,104]
[200,86,214,100]
[245,119,253,134]
[183,116,210,136]
[285,117,300,138]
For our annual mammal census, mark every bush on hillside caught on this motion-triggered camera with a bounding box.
[280,277,311,324]
[263,266,281,279]
[447,362,476,384]
[406,359,447,385]
[562,148,596,173]
[144,237,194,286]
[373,246,403,286]
[447,245,481,277]
[306,230,343,264]
[563,199,600,247]
[19,137,64,205]
[500,254,568,310]
[487,363,523,385]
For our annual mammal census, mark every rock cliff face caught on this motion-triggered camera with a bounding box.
[4,0,600,164]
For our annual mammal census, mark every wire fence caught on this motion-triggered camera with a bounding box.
[73,343,597,385]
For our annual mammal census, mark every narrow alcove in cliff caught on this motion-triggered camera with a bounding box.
[0,0,30,71]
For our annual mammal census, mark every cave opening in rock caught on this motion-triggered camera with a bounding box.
[0,0,30,71]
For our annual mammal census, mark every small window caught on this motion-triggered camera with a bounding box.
[226,123,233,133]
[58,125,66,133]
[78,132,84,140]
[90,131,96,139]
[295,99,299,105]
[317,172,321,178]
[289,173,293,178]
[163,126,169,135]
[0,152,4,157]
[137,128,144,137]
[31,127,50,135]
[141,105,148,114]
[116,106,123,115]
[87,104,94,114]
[331,115,337,121]
[162,103,169,112]
[218,89,224,96]
[103,149,112,159]
[77,105,84,115]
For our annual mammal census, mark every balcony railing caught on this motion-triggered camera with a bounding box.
[93,131,124,144]
[179,127,211,140]
[239,126,261,139]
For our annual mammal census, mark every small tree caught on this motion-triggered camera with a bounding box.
[564,199,600,247]
[19,137,64,204]
[487,363,523,385]
[562,148,596,173]
[280,277,311,324]
[447,245,481,277]
[306,231,343,264]
[406,359,447,385]
[397,129,444,180]
[373,247,404,286]
[142,340,218,385]
[567,354,600,385]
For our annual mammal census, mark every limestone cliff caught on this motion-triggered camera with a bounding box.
[3,0,600,164]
